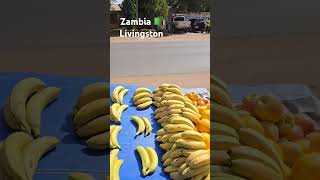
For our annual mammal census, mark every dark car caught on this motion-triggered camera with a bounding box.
[190,18,206,33]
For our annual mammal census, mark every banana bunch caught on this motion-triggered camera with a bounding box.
[153,83,210,179]
[0,132,59,180]
[110,149,123,180]
[110,125,122,149]
[73,82,109,150]
[111,86,128,123]
[132,116,152,136]
[133,87,153,109]
[112,86,128,105]
[69,172,96,180]
[3,77,61,137]
[136,146,158,176]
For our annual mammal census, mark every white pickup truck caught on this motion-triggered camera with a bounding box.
[171,16,191,33]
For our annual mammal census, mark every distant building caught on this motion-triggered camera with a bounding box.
[110,4,122,29]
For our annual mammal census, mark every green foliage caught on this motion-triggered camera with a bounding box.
[122,0,137,20]
[167,0,209,12]
[139,0,168,19]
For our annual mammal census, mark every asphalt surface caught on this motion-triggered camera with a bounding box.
[110,40,210,77]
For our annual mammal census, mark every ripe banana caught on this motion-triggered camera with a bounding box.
[229,145,282,176]
[133,92,152,102]
[117,104,128,118]
[171,157,187,167]
[170,148,197,159]
[154,106,168,114]
[164,124,194,133]
[110,126,122,149]
[134,97,152,105]
[169,116,195,129]
[86,131,108,150]
[75,82,109,111]
[181,130,203,141]
[178,162,188,175]
[156,129,166,136]
[1,132,33,180]
[110,149,120,168]
[237,128,285,175]
[146,147,158,175]
[26,87,61,137]
[182,165,210,179]
[211,75,230,95]
[163,94,186,103]
[164,165,179,173]
[186,149,208,165]
[231,159,282,180]
[191,171,210,180]
[161,100,184,106]
[76,115,109,138]
[176,138,206,150]
[212,150,231,165]
[189,153,210,169]
[212,103,244,130]
[211,122,239,139]
[142,117,152,135]
[211,135,240,150]
[132,116,146,136]
[166,87,183,95]
[69,172,95,180]
[135,87,152,95]
[118,88,128,105]
[185,102,199,114]
[168,132,183,143]
[10,78,46,134]
[160,143,174,151]
[137,101,153,109]
[212,84,233,108]
[167,104,185,110]
[136,146,150,176]
[168,108,182,114]
[3,100,21,130]
[111,86,124,103]
[163,157,173,167]
[111,159,123,180]
[182,108,199,117]
[74,98,108,127]
[23,136,59,180]
[110,103,121,122]
[182,111,200,124]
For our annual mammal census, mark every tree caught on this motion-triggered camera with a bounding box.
[122,0,137,20]
[139,0,168,19]
[167,0,209,13]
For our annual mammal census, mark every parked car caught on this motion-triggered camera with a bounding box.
[171,16,191,33]
[190,18,207,33]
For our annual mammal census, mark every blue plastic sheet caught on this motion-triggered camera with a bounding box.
[0,72,108,180]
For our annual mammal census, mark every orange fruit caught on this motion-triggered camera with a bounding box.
[197,119,210,133]
[291,153,320,180]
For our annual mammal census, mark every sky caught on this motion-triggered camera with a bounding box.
[115,0,123,4]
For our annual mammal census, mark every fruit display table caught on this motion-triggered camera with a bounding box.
[0,72,107,180]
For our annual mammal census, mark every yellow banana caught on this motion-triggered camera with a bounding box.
[168,108,182,114]
[163,94,186,103]
[135,87,152,95]
[157,116,170,124]
[160,143,174,151]
[86,132,108,150]
[189,153,210,169]
[161,100,184,106]
[178,163,188,175]
[182,108,200,118]
[211,150,230,166]
[134,97,152,105]
[229,145,282,176]
[169,117,195,129]
[3,100,21,130]
[110,103,121,122]
[156,129,166,136]
[238,128,285,176]
[212,84,233,108]
[137,101,153,109]
[26,87,61,137]
[69,172,95,180]
[112,86,124,103]
[191,171,209,180]
[111,159,123,180]
[181,130,203,141]
[211,75,230,95]
[186,149,208,165]
[164,124,194,133]
[142,117,152,135]
[166,87,183,95]
[212,103,244,130]
[176,139,206,150]
[146,147,158,175]
[163,157,173,167]
[117,104,128,118]
[76,82,109,111]
[23,136,59,180]
[170,172,184,180]
[133,92,152,102]
[211,122,239,139]
[10,78,46,133]
[164,165,179,173]
[132,116,146,136]
[182,112,200,124]
[118,88,128,105]
[185,102,199,114]
[168,132,183,143]
[1,132,33,180]
[182,165,210,179]
[167,104,185,110]
[154,106,168,114]
[110,126,122,149]
[211,135,240,150]
[74,98,109,127]
[136,146,150,176]
[159,83,170,88]
[231,159,282,180]
[110,149,120,168]
[76,115,109,138]
[171,157,186,167]
[170,148,197,159]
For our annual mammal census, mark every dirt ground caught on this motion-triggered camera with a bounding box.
[111,32,210,43]
[213,32,320,97]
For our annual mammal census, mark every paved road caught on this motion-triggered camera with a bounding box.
[110,40,210,77]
